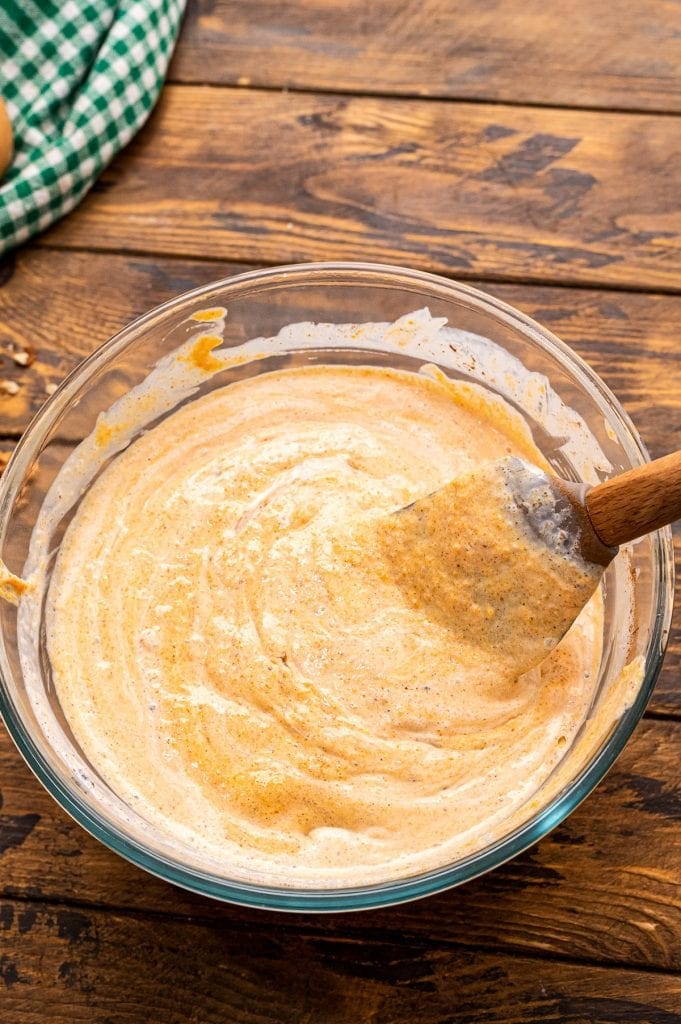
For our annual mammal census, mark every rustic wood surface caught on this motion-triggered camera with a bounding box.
[3,898,681,1022]
[170,0,681,113]
[1,1,681,1020]
[41,87,681,291]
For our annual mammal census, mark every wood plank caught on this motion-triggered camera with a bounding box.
[39,86,681,291]
[1,247,679,715]
[2,712,681,971]
[2,897,681,1023]
[171,0,681,114]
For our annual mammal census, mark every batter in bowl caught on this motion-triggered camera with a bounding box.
[44,360,605,885]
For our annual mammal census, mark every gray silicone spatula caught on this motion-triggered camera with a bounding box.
[503,449,681,566]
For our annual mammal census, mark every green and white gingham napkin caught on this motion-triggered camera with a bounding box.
[0,0,186,255]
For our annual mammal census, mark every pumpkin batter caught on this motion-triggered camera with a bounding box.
[43,363,605,885]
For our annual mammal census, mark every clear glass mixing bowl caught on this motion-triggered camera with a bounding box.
[0,263,674,911]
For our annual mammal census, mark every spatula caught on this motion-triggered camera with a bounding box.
[384,450,681,676]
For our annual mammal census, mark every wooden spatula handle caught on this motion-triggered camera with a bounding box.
[585,449,681,548]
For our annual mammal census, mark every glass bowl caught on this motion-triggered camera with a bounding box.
[0,262,674,911]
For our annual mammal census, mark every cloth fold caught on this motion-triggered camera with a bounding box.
[0,0,186,254]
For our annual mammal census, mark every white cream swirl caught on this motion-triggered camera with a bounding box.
[45,365,602,885]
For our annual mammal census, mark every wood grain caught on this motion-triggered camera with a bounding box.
[171,0,681,114]
[586,450,681,548]
[1,247,679,714]
[3,896,681,1023]
[2,628,681,967]
[39,86,681,291]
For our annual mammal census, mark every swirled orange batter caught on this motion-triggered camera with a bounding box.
[46,365,603,885]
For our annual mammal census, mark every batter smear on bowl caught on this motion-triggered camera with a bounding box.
[43,360,607,885]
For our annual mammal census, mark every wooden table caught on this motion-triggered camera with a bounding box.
[2,2,681,1019]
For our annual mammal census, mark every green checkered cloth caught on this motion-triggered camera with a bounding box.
[0,0,185,254]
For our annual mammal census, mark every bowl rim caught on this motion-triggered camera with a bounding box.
[0,260,674,912]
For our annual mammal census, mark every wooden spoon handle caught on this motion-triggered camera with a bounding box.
[585,449,681,548]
